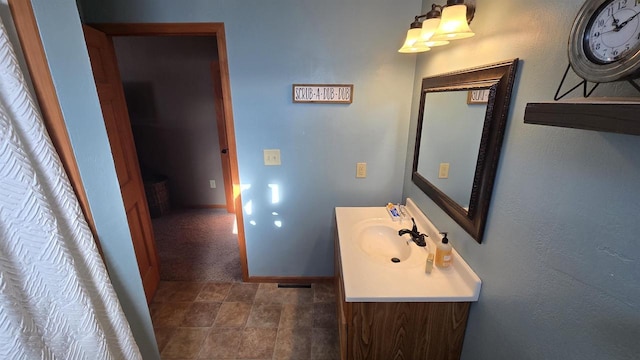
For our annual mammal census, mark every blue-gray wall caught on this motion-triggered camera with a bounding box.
[32,0,420,358]
[403,0,640,359]
[79,0,420,278]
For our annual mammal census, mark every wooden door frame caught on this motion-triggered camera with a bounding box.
[210,60,235,214]
[83,24,161,303]
[8,10,250,282]
[90,23,248,282]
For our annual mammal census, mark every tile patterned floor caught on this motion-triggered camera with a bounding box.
[150,281,340,359]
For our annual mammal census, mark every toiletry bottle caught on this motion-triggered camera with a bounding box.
[386,203,401,222]
[435,232,453,268]
[425,253,434,274]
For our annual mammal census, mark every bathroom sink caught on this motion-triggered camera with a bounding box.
[353,219,412,264]
[335,200,482,302]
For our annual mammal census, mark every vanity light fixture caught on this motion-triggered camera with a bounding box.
[398,0,475,53]
[398,19,431,53]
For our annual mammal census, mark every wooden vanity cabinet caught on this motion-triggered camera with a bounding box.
[334,234,471,360]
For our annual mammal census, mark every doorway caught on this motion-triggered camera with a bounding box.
[111,35,241,282]
[88,23,249,284]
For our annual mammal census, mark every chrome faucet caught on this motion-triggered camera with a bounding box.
[398,218,427,247]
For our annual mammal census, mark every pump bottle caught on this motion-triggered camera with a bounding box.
[434,232,453,268]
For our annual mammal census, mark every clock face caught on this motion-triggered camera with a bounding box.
[585,0,640,64]
[569,0,640,82]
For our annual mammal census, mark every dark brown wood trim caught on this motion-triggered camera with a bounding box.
[524,100,640,136]
[246,276,334,284]
[8,0,103,256]
[412,59,519,244]
[92,22,249,282]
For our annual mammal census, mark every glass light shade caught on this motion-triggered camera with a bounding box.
[430,5,475,41]
[398,28,431,53]
[420,17,449,47]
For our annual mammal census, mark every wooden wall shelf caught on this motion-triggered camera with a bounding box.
[524,98,640,136]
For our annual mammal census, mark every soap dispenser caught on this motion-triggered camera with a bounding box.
[435,232,453,268]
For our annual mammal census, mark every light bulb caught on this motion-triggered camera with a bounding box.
[421,17,449,47]
[398,28,431,53]
[431,4,475,41]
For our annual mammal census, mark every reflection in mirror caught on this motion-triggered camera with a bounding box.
[412,59,518,243]
[418,90,488,210]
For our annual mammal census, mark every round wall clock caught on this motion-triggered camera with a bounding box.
[569,0,640,83]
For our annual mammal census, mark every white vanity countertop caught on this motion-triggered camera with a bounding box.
[335,198,481,302]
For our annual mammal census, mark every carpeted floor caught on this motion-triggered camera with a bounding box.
[152,208,243,283]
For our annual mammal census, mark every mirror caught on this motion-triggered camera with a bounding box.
[417,90,488,209]
[412,59,518,243]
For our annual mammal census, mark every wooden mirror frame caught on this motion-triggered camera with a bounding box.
[412,59,519,243]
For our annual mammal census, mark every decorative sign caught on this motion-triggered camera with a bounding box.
[292,84,353,104]
[467,89,490,104]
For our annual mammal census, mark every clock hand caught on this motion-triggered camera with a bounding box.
[615,11,640,31]
[612,14,620,28]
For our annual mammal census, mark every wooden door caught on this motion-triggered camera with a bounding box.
[83,25,160,303]
[211,61,234,213]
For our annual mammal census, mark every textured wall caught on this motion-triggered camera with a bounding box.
[404,0,640,359]
[80,0,421,277]
[113,36,226,207]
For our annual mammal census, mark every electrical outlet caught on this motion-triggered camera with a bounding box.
[209,180,216,188]
[356,162,367,178]
[264,149,281,166]
[438,163,450,179]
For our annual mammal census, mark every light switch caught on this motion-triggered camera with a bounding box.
[438,163,450,179]
[356,162,367,178]
[209,180,216,188]
[264,149,281,165]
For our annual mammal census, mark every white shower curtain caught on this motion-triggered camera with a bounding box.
[0,16,142,360]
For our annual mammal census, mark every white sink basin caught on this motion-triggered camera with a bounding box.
[335,198,482,302]
[353,219,423,266]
